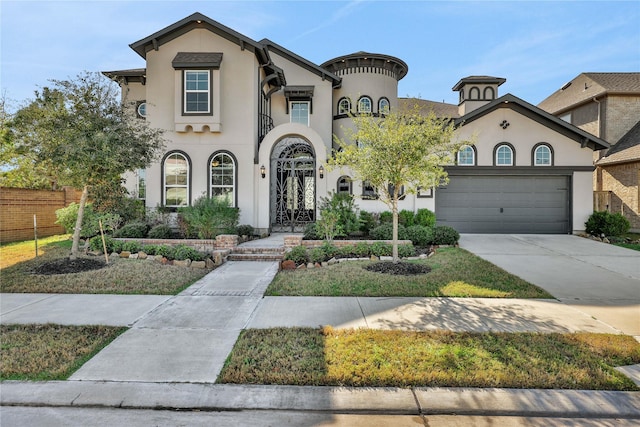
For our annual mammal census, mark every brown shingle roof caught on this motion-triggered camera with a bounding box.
[398,98,459,119]
[538,72,640,114]
[596,120,640,165]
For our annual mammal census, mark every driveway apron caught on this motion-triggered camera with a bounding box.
[458,234,640,337]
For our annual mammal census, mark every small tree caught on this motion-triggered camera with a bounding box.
[10,72,166,259]
[329,107,471,262]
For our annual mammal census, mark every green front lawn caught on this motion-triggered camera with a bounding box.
[0,324,126,381]
[218,327,640,390]
[267,247,552,298]
[0,235,209,295]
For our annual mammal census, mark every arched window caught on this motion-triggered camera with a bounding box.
[457,145,476,166]
[533,144,553,166]
[210,152,236,206]
[494,144,514,166]
[338,97,351,115]
[163,152,190,207]
[378,97,390,115]
[337,176,352,194]
[469,87,480,100]
[483,87,495,100]
[358,96,372,113]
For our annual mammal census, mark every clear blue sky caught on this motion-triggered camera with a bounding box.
[2,1,639,111]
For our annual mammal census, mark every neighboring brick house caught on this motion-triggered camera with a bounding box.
[594,122,640,231]
[538,73,640,231]
[104,12,608,235]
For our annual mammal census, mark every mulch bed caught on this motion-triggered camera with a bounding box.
[33,258,107,275]
[364,261,431,275]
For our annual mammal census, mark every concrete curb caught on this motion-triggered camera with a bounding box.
[2,381,639,418]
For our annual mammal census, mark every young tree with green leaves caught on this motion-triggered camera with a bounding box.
[10,72,165,259]
[329,107,472,262]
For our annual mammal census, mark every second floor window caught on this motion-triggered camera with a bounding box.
[338,98,351,115]
[378,98,390,115]
[290,101,310,125]
[185,70,210,113]
[457,145,475,166]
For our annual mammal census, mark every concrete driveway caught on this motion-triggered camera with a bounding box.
[459,234,640,338]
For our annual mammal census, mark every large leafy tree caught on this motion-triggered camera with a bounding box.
[329,107,472,262]
[10,72,165,259]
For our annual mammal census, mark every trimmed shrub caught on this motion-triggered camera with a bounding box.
[122,241,143,253]
[89,235,121,253]
[379,211,393,223]
[55,203,121,239]
[236,224,254,237]
[398,210,415,227]
[353,242,372,258]
[155,245,176,260]
[113,222,149,238]
[142,244,159,255]
[405,225,433,247]
[309,247,327,264]
[358,210,377,235]
[369,223,407,240]
[431,225,460,245]
[320,242,341,259]
[585,211,630,237]
[174,245,205,261]
[317,192,360,238]
[370,241,392,257]
[148,224,174,239]
[398,243,416,258]
[415,208,436,228]
[284,245,308,265]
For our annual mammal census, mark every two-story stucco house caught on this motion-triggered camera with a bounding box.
[105,12,608,235]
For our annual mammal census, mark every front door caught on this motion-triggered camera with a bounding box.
[270,137,316,232]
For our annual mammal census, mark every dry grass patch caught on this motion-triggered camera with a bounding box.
[219,328,640,390]
[267,248,551,298]
[1,236,208,294]
[0,324,126,381]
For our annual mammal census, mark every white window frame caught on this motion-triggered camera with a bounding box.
[358,96,372,113]
[290,101,310,126]
[378,98,390,115]
[496,144,514,166]
[136,169,146,200]
[184,70,210,114]
[338,98,351,114]
[163,152,190,207]
[534,145,552,166]
[457,145,475,166]
[210,152,236,207]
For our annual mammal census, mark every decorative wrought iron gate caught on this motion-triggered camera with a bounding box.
[270,137,316,232]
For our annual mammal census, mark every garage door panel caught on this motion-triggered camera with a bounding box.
[436,175,570,234]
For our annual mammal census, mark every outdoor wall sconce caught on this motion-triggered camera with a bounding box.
[319,165,324,179]
[499,120,510,129]
[260,165,266,179]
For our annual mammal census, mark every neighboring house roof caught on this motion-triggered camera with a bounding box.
[452,75,506,91]
[455,93,610,151]
[259,39,341,87]
[596,120,640,166]
[399,98,459,119]
[538,72,640,114]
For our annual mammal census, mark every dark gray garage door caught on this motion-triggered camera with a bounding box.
[435,175,570,233]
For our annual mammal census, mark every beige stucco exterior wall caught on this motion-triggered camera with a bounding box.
[573,171,595,232]
[453,108,595,167]
[133,28,261,226]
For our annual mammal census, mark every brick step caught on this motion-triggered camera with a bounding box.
[232,247,284,254]
[227,253,284,262]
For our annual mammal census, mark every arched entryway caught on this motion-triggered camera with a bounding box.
[270,137,316,232]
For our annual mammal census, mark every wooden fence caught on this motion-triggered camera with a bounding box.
[0,187,82,243]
